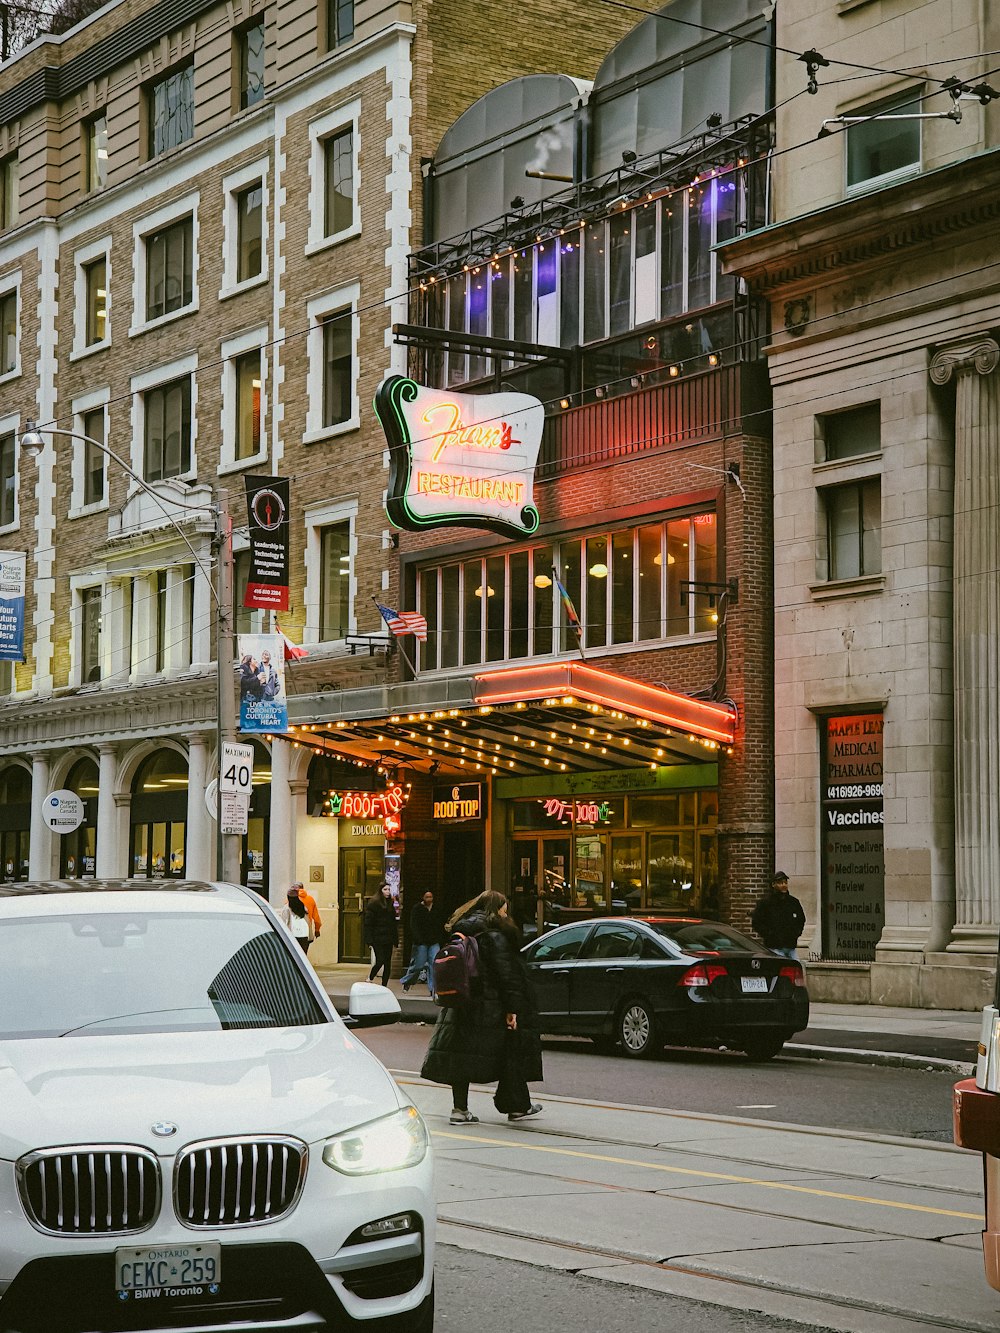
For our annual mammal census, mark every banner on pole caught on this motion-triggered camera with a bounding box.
[237,632,288,734]
[243,476,290,610]
[0,551,26,662]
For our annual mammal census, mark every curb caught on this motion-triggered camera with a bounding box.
[328,993,974,1075]
[784,1041,974,1076]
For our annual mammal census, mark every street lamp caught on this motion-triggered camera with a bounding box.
[18,419,240,882]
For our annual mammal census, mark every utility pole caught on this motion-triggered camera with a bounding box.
[213,488,241,882]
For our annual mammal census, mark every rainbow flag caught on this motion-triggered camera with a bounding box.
[552,567,582,643]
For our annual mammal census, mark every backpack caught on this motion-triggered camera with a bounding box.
[433,932,481,1007]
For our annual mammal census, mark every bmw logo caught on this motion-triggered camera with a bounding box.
[151,1121,178,1137]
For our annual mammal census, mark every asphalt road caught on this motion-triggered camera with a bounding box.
[436,1248,843,1333]
[359,1023,958,1140]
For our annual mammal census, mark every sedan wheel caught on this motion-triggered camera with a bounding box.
[742,1031,788,1062]
[617,999,656,1058]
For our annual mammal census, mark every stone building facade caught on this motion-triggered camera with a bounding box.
[723,0,1000,1007]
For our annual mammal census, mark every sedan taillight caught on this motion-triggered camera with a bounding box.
[779,963,806,987]
[678,962,727,987]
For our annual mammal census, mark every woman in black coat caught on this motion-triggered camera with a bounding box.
[364,883,398,985]
[421,890,543,1124]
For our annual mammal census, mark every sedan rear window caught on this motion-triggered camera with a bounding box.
[0,912,328,1038]
[648,920,761,954]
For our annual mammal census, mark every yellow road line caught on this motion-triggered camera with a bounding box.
[433,1130,983,1221]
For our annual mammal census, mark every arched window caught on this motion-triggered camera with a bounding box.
[130,750,188,878]
[0,764,30,881]
[61,757,99,878]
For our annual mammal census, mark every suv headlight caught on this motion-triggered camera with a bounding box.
[322,1107,428,1176]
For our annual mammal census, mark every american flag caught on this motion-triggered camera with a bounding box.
[375,601,428,642]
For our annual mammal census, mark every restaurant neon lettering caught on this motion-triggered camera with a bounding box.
[424,401,521,462]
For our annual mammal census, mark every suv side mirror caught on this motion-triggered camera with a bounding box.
[343,981,401,1028]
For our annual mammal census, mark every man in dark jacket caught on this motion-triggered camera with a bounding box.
[400,891,445,996]
[751,871,806,958]
[421,891,543,1125]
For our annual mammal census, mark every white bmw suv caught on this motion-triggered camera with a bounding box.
[0,880,434,1333]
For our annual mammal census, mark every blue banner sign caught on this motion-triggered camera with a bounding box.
[0,551,26,662]
[237,632,287,734]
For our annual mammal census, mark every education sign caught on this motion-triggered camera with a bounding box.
[374,376,544,538]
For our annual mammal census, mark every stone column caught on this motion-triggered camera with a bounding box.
[268,738,292,907]
[28,752,53,880]
[186,733,212,881]
[930,335,1000,952]
[95,744,119,877]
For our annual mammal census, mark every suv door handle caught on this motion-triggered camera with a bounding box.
[606,967,625,974]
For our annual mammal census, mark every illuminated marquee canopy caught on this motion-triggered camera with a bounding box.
[375,376,544,538]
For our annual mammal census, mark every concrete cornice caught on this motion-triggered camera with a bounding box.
[720,149,1000,296]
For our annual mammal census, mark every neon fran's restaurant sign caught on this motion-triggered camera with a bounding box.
[375,377,544,538]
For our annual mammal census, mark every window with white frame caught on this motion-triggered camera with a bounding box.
[319,523,351,640]
[83,256,108,346]
[307,101,359,250]
[415,512,717,671]
[306,284,359,438]
[145,216,193,321]
[80,585,103,683]
[147,63,194,158]
[70,392,109,514]
[221,164,266,294]
[0,288,17,376]
[220,328,267,469]
[143,376,192,481]
[0,430,16,528]
[846,89,922,192]
[236,182,263,281]
[0,156,18,230]
[304,502,355,644]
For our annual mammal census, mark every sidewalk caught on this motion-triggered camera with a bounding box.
[314,963,982,1072]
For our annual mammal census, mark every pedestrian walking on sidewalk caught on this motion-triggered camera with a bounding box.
[751,870,806,959]
[364,882,398,985]
[290,882,322,948]
[278,888,314,953]
[400,891,444,996]
[421,890,543,1125]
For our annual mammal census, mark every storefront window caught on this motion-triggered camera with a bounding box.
[463,559,482,664]
[61,757,99,878]
[511,788,716,917]
[0,764,30,882]
[130,749,187,878]
[418,513,716,671]
[586,536,609,648]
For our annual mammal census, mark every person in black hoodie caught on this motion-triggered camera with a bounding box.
[421,890,543,1125]
[363,882,399,985]
[751,871,806,959]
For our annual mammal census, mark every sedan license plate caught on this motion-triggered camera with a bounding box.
[116,1242,221,1297]
[740,976,769,994]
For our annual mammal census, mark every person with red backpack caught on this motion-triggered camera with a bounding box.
[421,890,543,1125]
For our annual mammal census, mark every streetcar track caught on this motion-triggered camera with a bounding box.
[438,1218,995,1332]
[431,1128,983,1222]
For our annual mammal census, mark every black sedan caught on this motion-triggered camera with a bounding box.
[521,916,809,1061]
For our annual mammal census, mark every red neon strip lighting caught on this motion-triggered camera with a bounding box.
[473,662,737,744]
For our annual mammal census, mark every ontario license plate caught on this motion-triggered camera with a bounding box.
[740,976,769,993]
[116,1242,221,1296]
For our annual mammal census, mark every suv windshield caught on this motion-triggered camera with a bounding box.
[0,911,328,1038]
[648,920,761,954]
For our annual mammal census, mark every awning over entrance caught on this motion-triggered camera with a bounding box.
[284,663,736,778]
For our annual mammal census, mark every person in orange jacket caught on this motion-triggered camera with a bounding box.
[289,882,322,948]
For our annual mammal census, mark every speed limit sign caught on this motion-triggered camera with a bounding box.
[221,741,255,795]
